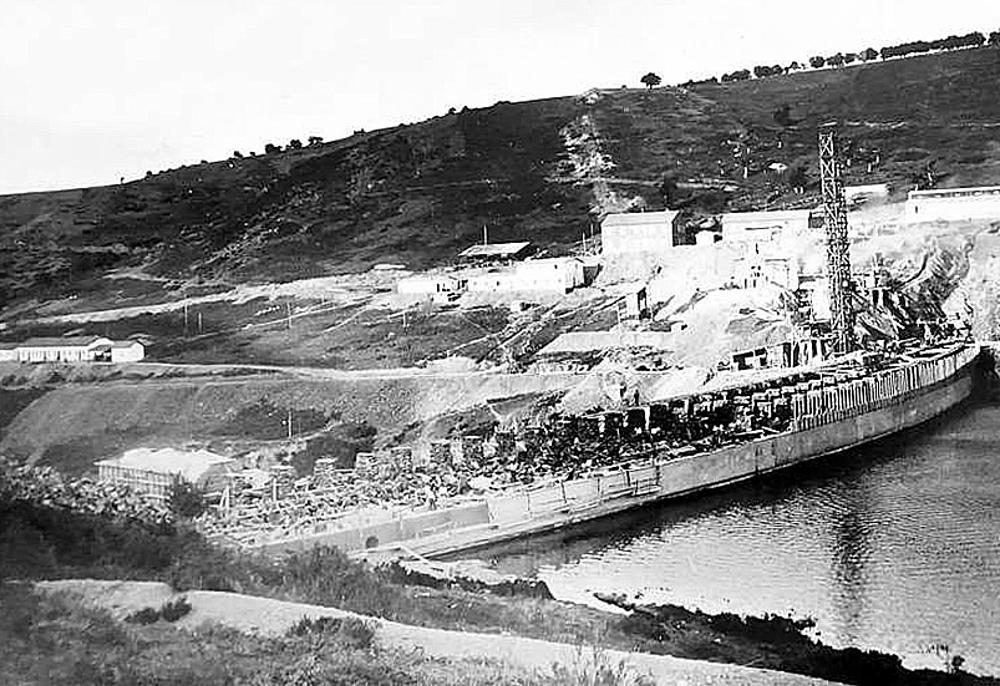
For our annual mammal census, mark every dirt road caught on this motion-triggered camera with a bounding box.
[35,579,839,686]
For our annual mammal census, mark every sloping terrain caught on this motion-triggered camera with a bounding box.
[3,46,1000,316]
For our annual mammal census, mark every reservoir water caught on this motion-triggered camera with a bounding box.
[484,400,1000,675]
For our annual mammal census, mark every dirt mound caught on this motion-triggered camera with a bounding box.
[0,372,584,472]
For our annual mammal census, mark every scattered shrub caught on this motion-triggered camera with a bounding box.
[159,597,192,622]
[125,607,160,625]
[287,615,375,650]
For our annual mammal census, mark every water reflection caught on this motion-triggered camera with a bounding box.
[481,402,1000,675]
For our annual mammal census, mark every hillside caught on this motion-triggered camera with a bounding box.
[3,46,1000,316]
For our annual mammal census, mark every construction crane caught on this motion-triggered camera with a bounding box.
[818,123,856,354]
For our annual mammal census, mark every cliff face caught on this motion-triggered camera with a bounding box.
[3,47,1000,317]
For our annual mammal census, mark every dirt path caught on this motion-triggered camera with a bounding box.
[35,579,840,686]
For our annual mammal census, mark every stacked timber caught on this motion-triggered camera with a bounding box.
[270,464,297,497]
[313,458,339,487]
[355,451,375,476]
[430,439,452,467]
[390,446,414,471]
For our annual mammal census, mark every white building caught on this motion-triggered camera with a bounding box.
[109,341,146,363]
[396,274,461,296]
[0,343,16,362]
[467,258,585,294]
[904,186,1000,223]
[601,210,682,255]
[15,336,113,363]
[12,336,144,363]
[720,209,815,244]
[467,270,517,293]
[514,258,585,293]
[695,230,720,246]
[96,447,236,502]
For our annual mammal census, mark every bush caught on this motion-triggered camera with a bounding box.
[287,615,375,650]
[125,607,161,625]
[167,481,206,519]
[160,597,192,622]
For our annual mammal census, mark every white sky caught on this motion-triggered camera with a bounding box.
[1,0,998,194]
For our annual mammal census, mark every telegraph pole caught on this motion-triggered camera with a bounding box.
[818,123,855,355]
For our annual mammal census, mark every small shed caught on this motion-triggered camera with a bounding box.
[96,448,236,502]
[0,343,16,362]
[110,341,145,363]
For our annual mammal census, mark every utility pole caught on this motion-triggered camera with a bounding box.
[483,225,488,246]
[198,311,203,334]
[287,408,293,440]
[818,123,855,355]
[183,303,189,335]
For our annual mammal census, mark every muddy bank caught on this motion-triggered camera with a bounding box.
[596,592,997,686]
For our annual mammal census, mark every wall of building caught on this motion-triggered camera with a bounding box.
[905,187,1000,223]
[111,344,145,363]
[721,212,811,244]
[397,276,458,295]
[601,219,678,255]
[18,345,94,363]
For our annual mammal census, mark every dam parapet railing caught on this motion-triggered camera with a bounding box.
[225,342,980,555]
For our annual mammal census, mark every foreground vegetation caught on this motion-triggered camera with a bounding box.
[2,460,997,686]
[2,583,653,686]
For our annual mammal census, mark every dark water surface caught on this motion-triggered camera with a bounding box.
[484,401,1000,674]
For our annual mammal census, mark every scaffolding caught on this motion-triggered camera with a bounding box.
[818,124,856,354]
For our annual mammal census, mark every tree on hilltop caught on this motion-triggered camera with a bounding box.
[827,52,845,67]
[640,72,662,89]
[809,55,826,68]
[307,136,323,146]
[288,138,303,150]
[264,143,280,155]
[861,47,878,61]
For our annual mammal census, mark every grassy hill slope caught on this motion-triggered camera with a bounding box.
[3,47,1000,315]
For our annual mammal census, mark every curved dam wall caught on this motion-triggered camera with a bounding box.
[254,344,979,559]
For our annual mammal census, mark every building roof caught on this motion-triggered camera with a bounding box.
[458,242,531,259]
[19,336,109,348]
[97,447,235,483]
[720,209,812,223]
[0,342,18,350]
[111,340,144,349]
[908,185,1000,198]
[602,210,680,227]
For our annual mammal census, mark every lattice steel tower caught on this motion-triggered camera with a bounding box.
[818,123,855,354]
